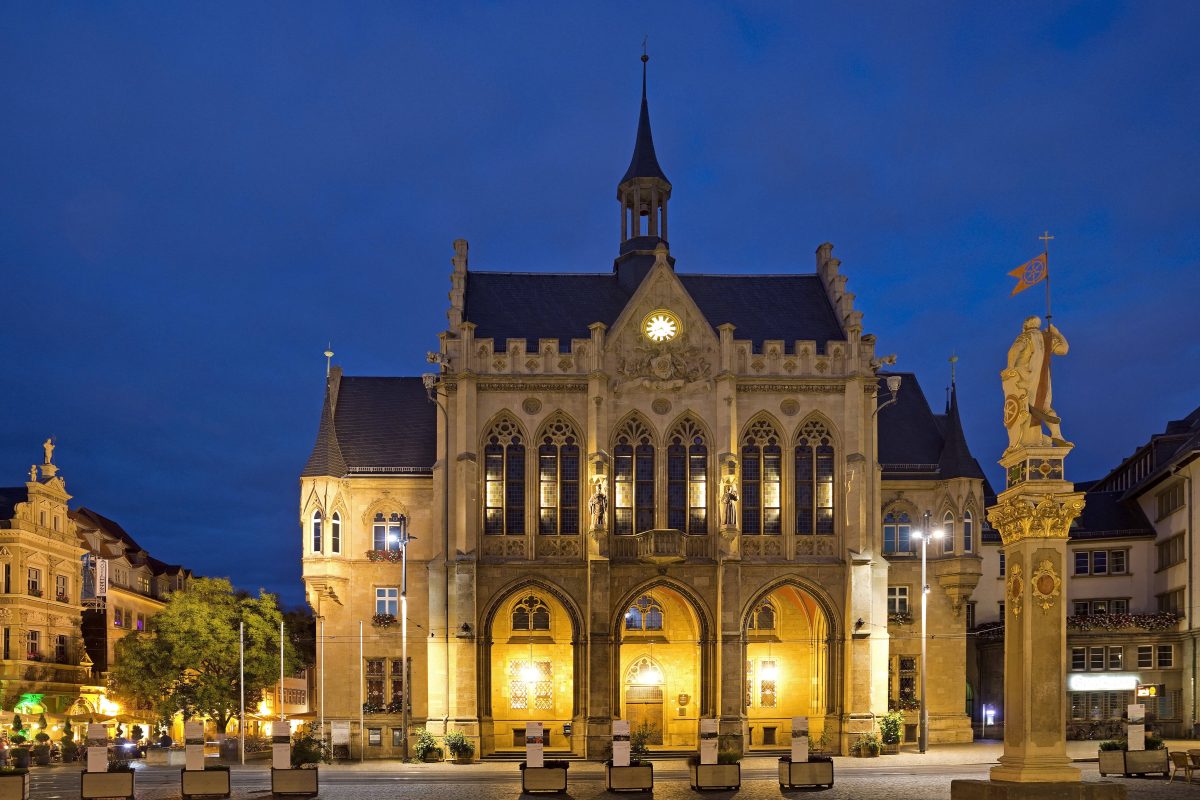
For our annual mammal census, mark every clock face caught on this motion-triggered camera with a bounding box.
[643,310,680,343]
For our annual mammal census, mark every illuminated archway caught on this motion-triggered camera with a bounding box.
[617,584,705,749]
[743,583,834,749]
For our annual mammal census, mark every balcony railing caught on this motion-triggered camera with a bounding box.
[611,530,714,564]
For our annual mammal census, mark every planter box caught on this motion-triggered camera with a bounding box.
[81,770,135,800]
[521,766,568,793]
[182,768,231,799]
[606,764,653,792]
[1097,749,1168,777]
[881,742,901,755]
[271,767,319,796]
[689,763,740,791]
[0,772,29,800]
[778,759,834,788]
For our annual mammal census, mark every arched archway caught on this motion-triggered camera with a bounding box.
[481,580,581,753]
[742,580,838,750]
[614,581,710,750]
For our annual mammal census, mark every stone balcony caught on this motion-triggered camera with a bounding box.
[611,530,714,564]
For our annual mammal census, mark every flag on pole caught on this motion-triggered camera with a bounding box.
[1008,252,1048,296]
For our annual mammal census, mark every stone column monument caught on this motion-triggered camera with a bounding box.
[952,319,1123,800]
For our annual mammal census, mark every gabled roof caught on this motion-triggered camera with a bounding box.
[70,506,191,577]
[462,271,844,354]
[1068,487,1155,540]
[301,375,437,477]
[878,372,987,482]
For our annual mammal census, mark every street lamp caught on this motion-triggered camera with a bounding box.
[912,511,943,755]
[396,515,416,760]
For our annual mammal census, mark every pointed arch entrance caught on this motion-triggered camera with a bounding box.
[743,582,835,750]
[617,583,706,750]
[483,583,580,752]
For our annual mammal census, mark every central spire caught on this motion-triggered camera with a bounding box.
[616,52,672,275]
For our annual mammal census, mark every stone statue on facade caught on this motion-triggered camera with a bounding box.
[1001,316,1070,452]
[43,437,54,464]
[589,481,607,530]
[721,481,739,528]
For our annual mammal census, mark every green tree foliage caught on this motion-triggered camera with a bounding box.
[110,577,299,732]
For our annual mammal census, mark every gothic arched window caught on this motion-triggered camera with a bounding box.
[943,511,956,555]
[311,511,322,554]
[625,595,664,631]
[330,511,341,554]
[748,601,776,632]
[614,417,655,535]
[484,417,525,535]
[742,419,782,535]
[795,419,835,535]
[511,595,551,632]
[883,511,912,554]
[667,418,708,534]
[538,417,581,535]
[963,511,975,553]
[372,512,406,551]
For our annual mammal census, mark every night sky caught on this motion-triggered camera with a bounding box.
[3,3,1198,607]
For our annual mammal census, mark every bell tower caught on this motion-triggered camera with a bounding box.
[615,53,674,289]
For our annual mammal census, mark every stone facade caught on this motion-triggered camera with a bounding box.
[299,63,990,760]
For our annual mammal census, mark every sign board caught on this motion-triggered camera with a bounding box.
[612,719,630,767]
[699,718,718,765]
[791,717,809,763]
[1127,703,1146,752]
[87,724,108,773]
[184,721,205,771]
[525,721,544,768]
[1136,684,1162,699]
[272,733,292,770]
[331,720,351,746]
[95,559,109,597]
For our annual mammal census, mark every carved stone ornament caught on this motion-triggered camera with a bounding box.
[522,397,542,415]
[1030,559,1062,612]
[986,493,1085,545]
[614,339,713,394]
[651,398,672,416]
[780,399,800,416]
[1006,563,1024,618]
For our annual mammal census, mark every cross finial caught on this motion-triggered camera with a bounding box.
[324,344,334,378]
[642,36,648,59]
[1039,230,1054,251]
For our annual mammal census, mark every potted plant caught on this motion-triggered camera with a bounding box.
[880,711,903,754]
[1097,737,1168,777]
[31,734,50,767]
[521,759,569,793]
[849,732,881,758]
[271,726,325,796]
[687,751,741,790]
[0,766,30,800]
[81,759,135,800]
[414,729,442,763]
[181,764,231,799]
[605,722,654,792]
[8,736,29,770]
[444,731,474,764]
[778,754,834,788]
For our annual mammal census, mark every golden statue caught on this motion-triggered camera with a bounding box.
[43,437,55,465]
[1001,316,1070,451]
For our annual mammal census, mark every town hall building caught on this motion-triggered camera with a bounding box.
[299,58,990,759]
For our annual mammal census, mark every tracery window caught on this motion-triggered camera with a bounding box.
[330,511,341,554]
[942,511,955,555]
[741,419,782,535]
[794,419,835,535]
[667,417,708,533]
[484,417,525,535]
[614,417,655,535]
[511,594,551,632]
[747,600,776,631]
[963,511,974,553]
[372,512,406,551]
[624,595,664,631]
[538,417,581,535]
[508,660,552,710]
[311,511,322,553]
[883,511,912,554]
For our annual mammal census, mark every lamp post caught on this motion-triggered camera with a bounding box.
[913,511,943,754]
[395,516,416,760]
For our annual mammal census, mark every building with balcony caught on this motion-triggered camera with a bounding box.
[969,404,1200,738]
[299,58,993,760]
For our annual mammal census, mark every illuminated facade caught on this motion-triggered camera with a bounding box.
[300,60,990,759]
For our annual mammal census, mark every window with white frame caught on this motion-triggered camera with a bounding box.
[942,511,955,555]
[1071,647,1086,671]
[311,510,322,553]
[330,512,341,554]
[963,511,974,553]
[26,630,39,658]
[1137,646,1153,668]
[887,586,909,615]
[56,574,68,602]
[27,568,41,596]
[883,511,912,554]
[1158,482,1186,519]
[999,551,1006,576]
[965,601,976,630]
[1108,646,1123,670]
[372,512,406,551]
[376,587,398,617]
[1157,644,1174,668]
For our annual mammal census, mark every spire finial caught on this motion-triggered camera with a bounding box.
[949,352,958,385]
[324,344,334,378]
[641,39,649,98]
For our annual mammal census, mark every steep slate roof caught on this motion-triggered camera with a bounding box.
[0,487,28,520]
[462,271,844,353]
[877,372,987,482]
[302,375,437,477]
[71,506,192,577]
[1068,489,1154,540]
[620,57,669,184]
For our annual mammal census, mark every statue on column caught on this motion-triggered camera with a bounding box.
[1001,316,1071,451]
[43,437,55,465]
[588,480,607,531]
[721,481,739,528]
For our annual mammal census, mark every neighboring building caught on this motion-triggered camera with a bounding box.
[969,405,1200,738]
[73,507,192,675]
[299,60,990,759]
[0,444,92,715]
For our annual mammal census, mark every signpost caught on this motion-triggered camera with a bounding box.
[611,719,630,767]
[699,718,718,765]
[525,721,544,768]
[791,717,809,763]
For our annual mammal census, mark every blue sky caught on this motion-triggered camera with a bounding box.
[2,2,1198,605]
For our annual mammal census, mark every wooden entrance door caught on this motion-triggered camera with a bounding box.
[626,685,664,744]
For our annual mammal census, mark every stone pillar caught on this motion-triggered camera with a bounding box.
[987,445,1083,784]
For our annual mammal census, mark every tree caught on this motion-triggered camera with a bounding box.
[111,577,299,733]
